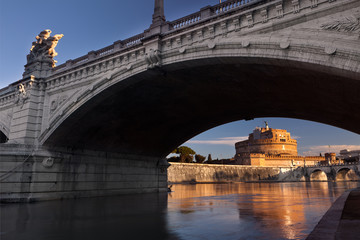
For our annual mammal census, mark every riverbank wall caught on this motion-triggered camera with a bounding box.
[168,162,305,183]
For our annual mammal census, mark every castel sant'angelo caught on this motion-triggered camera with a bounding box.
[234,122,326,167]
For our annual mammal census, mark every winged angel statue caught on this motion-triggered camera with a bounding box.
[27,29,64,67]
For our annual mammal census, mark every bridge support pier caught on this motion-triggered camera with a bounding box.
[0,144,169,202]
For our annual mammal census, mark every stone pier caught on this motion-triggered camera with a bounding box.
[0,144,168,202]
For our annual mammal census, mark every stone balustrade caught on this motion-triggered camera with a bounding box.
[169,12,201,30]
[306,161,360,168]
[0,93,16,107]
[44,42,146,91]
[122,33,145,47]
[212,0,261,15]
[168,0,262,30]
[52,33,145,75]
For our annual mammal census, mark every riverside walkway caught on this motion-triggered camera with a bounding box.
[307,187,360,240]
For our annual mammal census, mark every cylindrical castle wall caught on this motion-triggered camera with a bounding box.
[235,139,298,156]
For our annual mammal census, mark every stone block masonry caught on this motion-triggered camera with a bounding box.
[168,163,360,183]
[0,144,168,202]
[168,162,305,183]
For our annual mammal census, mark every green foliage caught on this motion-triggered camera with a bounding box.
[167,156,180,162]
[181,154,194,163]
[173,146,196,155]
[172,146,196,163]
[195,154,206,163]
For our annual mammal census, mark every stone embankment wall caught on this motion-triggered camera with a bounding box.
[168,163,305,183]
[0,144,168,202]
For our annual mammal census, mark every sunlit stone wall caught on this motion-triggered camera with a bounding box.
[167,162,304,183]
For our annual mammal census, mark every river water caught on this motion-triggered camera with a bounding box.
[1,182,359,240]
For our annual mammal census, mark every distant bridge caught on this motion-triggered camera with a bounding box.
[0,0,359,202]
[305,163,360,181]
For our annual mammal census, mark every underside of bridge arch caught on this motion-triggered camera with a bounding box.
[336,168,360,181]
[0,131,8,143]
[310,170,328,182]
[43,57,360,158]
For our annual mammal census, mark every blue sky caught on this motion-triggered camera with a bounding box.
[1,0,359,158]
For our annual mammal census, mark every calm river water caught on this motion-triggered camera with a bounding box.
[1,182,359,240]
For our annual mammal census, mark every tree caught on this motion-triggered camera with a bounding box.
[207,154,213,164]
[182,154,194,163]
[167,156,180,162]
[195,154,206,163]
[172,146,196,163]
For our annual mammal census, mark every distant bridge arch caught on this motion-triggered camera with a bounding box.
[306,164,360,182]
[310,169,328,181]
[336,168,360,181]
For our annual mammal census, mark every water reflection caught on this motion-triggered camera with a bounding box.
[1,193,177,240]
[167,182,360,240]
[1,182,359,240]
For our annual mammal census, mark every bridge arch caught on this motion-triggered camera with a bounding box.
[39,35,360,158]
[0,131,8,143]
[0,122,9,143]
[310,169,328,182]
[336,168,360,181]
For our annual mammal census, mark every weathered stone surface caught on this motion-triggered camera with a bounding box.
[167,162,302,183]
[0,144,168,202]
[167,163,360,183]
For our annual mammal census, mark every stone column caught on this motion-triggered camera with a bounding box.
[147,0,168,36]
[152,0,165,27]
[8,76,45,145]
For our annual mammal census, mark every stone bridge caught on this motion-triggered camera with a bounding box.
[304,163,360,181]
[0,0,359,202]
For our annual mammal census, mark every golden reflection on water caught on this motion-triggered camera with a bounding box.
[167,182,359,239]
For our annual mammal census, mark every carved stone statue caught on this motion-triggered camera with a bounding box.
[321,15,360,33]
[27,30,64,68]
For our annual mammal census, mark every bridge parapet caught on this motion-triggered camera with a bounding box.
[53,33,145,75]
[0,86,16,107]
[169,0,261,30]
[46,0,276,79]
[37,0,359,88]
[306,162,360,168]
